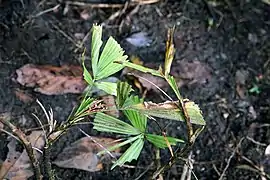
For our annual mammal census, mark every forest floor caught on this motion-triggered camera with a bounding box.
[0,0,270,179]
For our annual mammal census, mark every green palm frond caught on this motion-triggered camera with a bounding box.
[74,96,94,118]
[128,100,205,125]
[123,96,147,132]
[146,134,184,149]
[116,82,133,108]
[93,112,140,135]
[91,25,102,77]
[94,81,117,96]
[111,134,144,169]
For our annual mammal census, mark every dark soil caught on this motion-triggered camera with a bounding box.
[1,0,270,179]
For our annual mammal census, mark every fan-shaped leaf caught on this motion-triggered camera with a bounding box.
[91,25,102,77]
[93,112,140,135]
[111,135,144,169]
[116,82,133,108]
[97,135,140,156]
[82,50,93,86]
[123,96,147,132]
[95,81,117,96]
[95,37,128,80]
[146,134,184,149]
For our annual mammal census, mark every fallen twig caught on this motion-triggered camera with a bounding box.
[218,137,245,180]
[65,0,160,8]
[50,23,81,48]
[23,4,60,26]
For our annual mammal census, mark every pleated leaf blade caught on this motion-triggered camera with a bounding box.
[146,134,184,149]
[128,101,205,125]
[116,82,133,108]
[74,96,94,117]
[91,25,103,77]
[111,135,144,169]
[93,112,140,135]
[123,96,147,132]
[95,37,128,80]
[94,81,117,96]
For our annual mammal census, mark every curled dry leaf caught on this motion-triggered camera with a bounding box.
[53,136,121,172]
[0,131,45,180]
[14,64,87,95]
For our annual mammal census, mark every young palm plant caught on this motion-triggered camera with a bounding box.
[78,24,205,169]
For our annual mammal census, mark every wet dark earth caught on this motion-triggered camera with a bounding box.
[0,0,270,179]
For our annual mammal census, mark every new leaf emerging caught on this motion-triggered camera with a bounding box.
[164,27,175,76]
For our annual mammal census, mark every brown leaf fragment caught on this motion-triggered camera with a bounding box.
[236,85,246,99]
[53,137,121,172]
[15,64,87,95]
[14,89,33,103]
[171,60,212,85]
[0,138,21,179]
[0,131,45,180]
[100,95,119,117]
[235,69,249,99]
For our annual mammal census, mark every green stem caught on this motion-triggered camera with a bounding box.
[43,144,55,180]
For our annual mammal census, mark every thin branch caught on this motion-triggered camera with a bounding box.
[23,4,60,26]
[50,23,81,48]
[79,128,116,159]
[65,0,160,8]
[155,148,164,180]
[128,73,174,101]
[218,138,245,180]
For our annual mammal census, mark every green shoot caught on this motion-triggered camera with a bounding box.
[79,24,205,170]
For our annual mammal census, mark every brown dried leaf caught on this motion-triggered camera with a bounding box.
[15,64,87,95]
[0,131,45,180]
[53,136,121,172]
[172,60,212,85]
[0,138,21,179]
